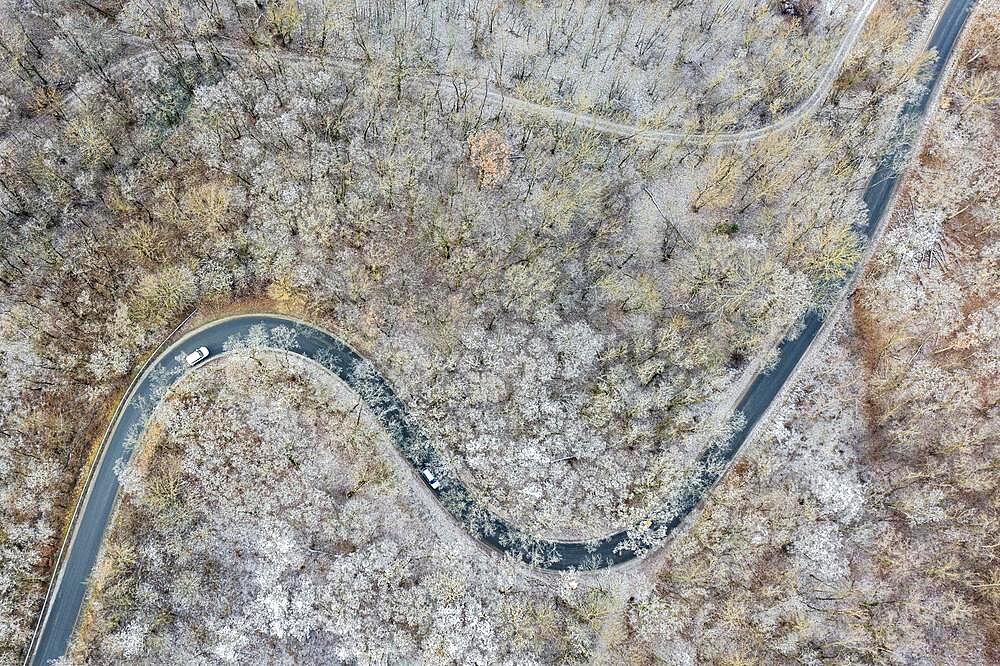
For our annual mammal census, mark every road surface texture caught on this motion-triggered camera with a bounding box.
[25,0,974,662]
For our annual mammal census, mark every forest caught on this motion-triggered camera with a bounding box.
[116,0,869,130]
[2,0,990,663]
[67,351,620,663]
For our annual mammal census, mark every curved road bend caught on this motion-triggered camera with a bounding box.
[27,0,975,663]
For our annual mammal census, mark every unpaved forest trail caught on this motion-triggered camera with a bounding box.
[6,0,879,152]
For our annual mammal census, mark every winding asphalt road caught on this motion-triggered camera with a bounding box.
[24,0,976,662]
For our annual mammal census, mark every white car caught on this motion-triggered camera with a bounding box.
[185,346,210,367]
[421,468,441,490]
